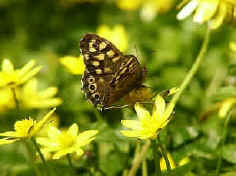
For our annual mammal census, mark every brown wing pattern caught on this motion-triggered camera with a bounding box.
[80,33,146,109]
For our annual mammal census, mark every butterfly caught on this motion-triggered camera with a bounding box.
[80,33,148,110]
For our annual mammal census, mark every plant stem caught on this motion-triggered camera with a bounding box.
[128,140,151,176]
[142,159,148,176]
[11,87,19,111]
[31,138,46,165]
[67,154,76,176]
[127,25,211,176]
[153,140,162,176]
[67,154,73,169]
[23,140,41,176]
[31,138,49,176]
[158,138,171,173]
[215,112,232,176]
[165,26,211,116]
[94,109,104,123]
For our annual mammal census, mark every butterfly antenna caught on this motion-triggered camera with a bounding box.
[134,44,139,58]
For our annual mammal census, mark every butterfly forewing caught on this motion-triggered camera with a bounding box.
[80,33,146,109]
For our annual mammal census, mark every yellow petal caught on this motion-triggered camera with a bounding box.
[0,138,19,145]
[60,56,85,75]
[39,87,58,98]
[218,98,236,118]
[67,123,79,138]
[161,102,175,128]
[135,103,151,121]
[36,137,57,148]
[14,118,35,137]
[24,78,37,93]
[112,25,128,51]
[225,0,236,5]
[120,130,142,138]
[153,95,166,121]
[18,60,36,77]
[34,99,62,108]
[193,0,220,23]
[116,0,142,11]
[31,108,56,136]
[121,120,142,130]
[97,25,128,51]
[48,125,61,139]
[2,59,14,74]
[53,148,74,159]
[76,148,84,157]
[209,2,227,29]
[19,66,41,84]
[178,156,190,166]
[0,131,18,137]
[160,153,176,171]
[76,130,98,147]
[177,0,199,20]
[229,41,236,52]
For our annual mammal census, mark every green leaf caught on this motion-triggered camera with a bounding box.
[222,144,236,164]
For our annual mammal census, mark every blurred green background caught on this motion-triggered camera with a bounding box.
[1,0,236,175]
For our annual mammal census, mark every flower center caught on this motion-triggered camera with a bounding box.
[59,132,75,148]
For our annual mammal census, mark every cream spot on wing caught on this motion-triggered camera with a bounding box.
[94,54,105,60]
[120,62,126,69]
[129,63,135,68]
[127,57,134,65]
[120,67,127,75]
[88,99,93,105]
[89,47,96,52]
[84,54,89,60]
[92,93,100,100]
[95,69,103,74]
[89,39,97,52]
[104,67,112,73]
[89,83,97,93]
[87,76,95,83]
[92,61,100,67]
[107,50,115,57]
[115,75,120,80]
[112,56,120,63]
[98,78,104,83]
[99,42,107,50]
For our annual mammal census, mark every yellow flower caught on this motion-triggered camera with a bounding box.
[0,108,56,145]
[121,95,173,139]
[0,59,41,88]
[116,0,142,11]
[123,86,154,105]
[177,0,236,29]
[160,153,190,171]
[218,97,236,118]
[140,0,176,21]
[18,78,62,109]
[229,41,236,52]
[178,156,190,166]
[36,114,59,137]
[97,24,128,52]
[36,123,98,159]
[0,88,14,112]
[160,153,176,171]
[60,56,85,75]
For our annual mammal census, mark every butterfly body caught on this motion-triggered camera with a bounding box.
[80,34,146,109]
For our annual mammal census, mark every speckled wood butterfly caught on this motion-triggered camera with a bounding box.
[80,33,147,110]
